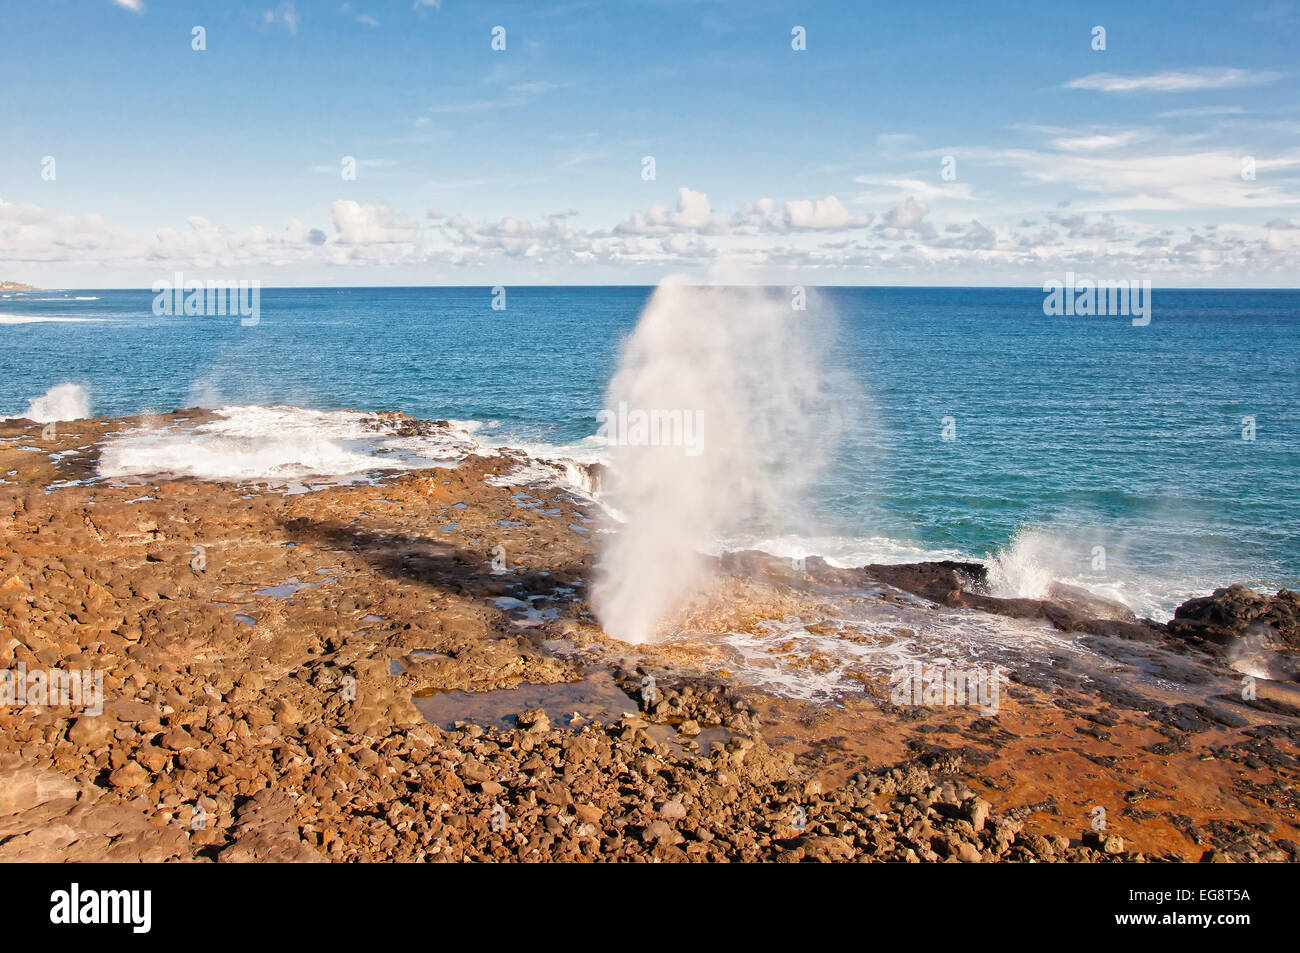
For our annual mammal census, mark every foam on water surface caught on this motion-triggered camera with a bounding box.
[96,405,481,486]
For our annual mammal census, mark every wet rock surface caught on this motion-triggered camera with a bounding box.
[1,411,1298,862]
[861,560,1170,642]
[1169,585,1300,676]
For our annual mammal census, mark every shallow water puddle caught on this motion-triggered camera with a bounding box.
[254,576,328,599]
[486,595,560,627]
[410,669,733,753]
[412,670,638,731]
[645,723,735,757]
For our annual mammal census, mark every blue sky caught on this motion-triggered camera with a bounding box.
[2,0,1299,286]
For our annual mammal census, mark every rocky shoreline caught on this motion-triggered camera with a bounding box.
[1,409,1297,862]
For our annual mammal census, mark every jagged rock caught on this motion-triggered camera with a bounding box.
[1170,585,1299,648]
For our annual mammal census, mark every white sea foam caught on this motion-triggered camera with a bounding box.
[97,405,481,486]
[476,431,606,496]
[20,383,91,422]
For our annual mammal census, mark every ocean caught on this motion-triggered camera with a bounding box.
[2,285,1297,619]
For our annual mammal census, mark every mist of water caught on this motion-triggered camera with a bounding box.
[591,278,844,644]
[23,382,91,422]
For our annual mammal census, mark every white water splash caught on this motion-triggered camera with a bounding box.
[22,382,91,422]
[592,278,845,644]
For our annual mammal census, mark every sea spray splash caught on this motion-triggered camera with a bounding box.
[591,278,844,644]
[23,382,90,422]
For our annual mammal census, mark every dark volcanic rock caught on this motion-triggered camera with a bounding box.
[862,561,1164,642]
[1169,585,1300,649]
[864,561,989,606]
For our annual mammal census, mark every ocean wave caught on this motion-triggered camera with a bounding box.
[0,315,107,324]
[716,531,966,568]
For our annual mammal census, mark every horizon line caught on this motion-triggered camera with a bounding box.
[8,283,1300,293]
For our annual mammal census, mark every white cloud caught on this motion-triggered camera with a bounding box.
[112,0,144,13]
[674,188,715,229]
[986,145,1300,211]
[1066,68,1281,93]
[330,201,419,244]
[852,174,974,203]
[616,187,729,235]
[783,195,864,229]
[1157,105,1247,119]
[1050,132,1144,152]
[0,199,140,261]
[880,196,929,231]
[7,185,1300,285]
[733,195,873,231]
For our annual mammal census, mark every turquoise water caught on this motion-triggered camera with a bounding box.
[2,286,1297,615]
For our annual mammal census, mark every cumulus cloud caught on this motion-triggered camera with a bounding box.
[1047,213,1121,240]
[330,200,419,244]
[880,196,929,231]
[653,193,874,235]
[112,0,144,13]
[616,188,729,235]
[439,212,582,261]
[782,195,871,229]
[7,181,1300,285]
[0,199,141,262]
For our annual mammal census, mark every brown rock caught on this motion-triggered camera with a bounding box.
[108,761,150,790]
[68,716,114,748]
